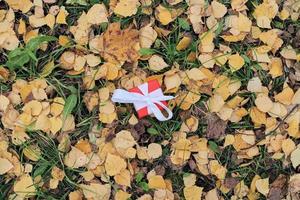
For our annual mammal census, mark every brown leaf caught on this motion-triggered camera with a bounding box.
[92,23,140,63]
[288,174,300,200]
[224,177,239,190]
[206,113,227,139]
[268,175,288,200]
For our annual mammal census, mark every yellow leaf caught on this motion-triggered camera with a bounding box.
[221,33,247,42]
[148,175,166,189]
[114,0,140,17]
[22,100,43,116]
[184,185,203,200]
[18,19,26,34]
[250,107,266,125]
[85,54,101,67]
[139,25,158,49]
[64,147,88,168]
[114,169,131,187]
[56,6,68,24]
[211,0,227,19]
[69,190,83,200]
[80,171,94,182]
[80,183,111,200]
[231,0,248,11]
[228,54,245,71]
[148,55,168,71]
[176,91,200,110]
[167,0,182,5]
[183,173,196,187]
[14,174,36,198]
[269,57,283,78]
[23,145,41,161]
[199,31,215,53]
[205,188,219,200]
[257,16,271,29]
[49,117,63,134]
[209,160,227,180]
[45,14,55,29]
[255,94,273,113]
[255,178,269,196]
[223,134,235,147]
[147,143,162,159]
[199,54,215,68]
[164,72,181,93]
[208,94,225,113]
[113,130,136,150]
[0,158,13,175]
[0,95,10,112]
[280,47,297,60]
[128,114,138,125]
[115,190,131,200]
[87,4,108,25]
[35,114,51,132]
[247,77,262,93]
[274,85,294,105]
[292,88,300,105]
[58,35,71,47]
[75,139,92,154]
[155,5,173,25]
[282,138,296,157]
[176,36,192,51]
[291,148,300,168]
[50,97,65,117]
[105,153,126,176]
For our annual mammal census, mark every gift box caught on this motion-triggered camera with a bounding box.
[112,79,174,121]
[129,80,167,119]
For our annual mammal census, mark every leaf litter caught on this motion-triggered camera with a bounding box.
[0,0,299,199]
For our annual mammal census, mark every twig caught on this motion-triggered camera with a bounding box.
[242,104,299,150]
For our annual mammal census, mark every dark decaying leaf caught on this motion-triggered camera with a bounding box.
[206,113,227,139]
[268,174,288,200]
[224,177,239,190]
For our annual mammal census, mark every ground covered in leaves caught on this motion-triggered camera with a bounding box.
[0,0,300,199]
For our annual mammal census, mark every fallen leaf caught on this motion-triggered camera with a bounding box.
[184,185,203,200]
[291,148,300,169]
[64,147,88,168]
[211,1,227,19]
[114,169,131,187]
[228,53,245,71]
[247,77,262,93]
[0,158,13,175]
[155,5,173,25]
[147,143,162,159]
[91,23,140,63]
[139,25,158,48]
[114,0,140,17]
[268,174,287,200]
[176,36,192,51]
[183,173,196,187]
[148,55,168,71]
[14,174,36,198]
[87,4,108,25]
[80,183,111,200]
[255,94,273,113]
[206,113,227,139]
[56,6,68,24]
[105,153,127,176]
[115,190,131,200]
[255,178,269,196]
[148,175,166,189]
